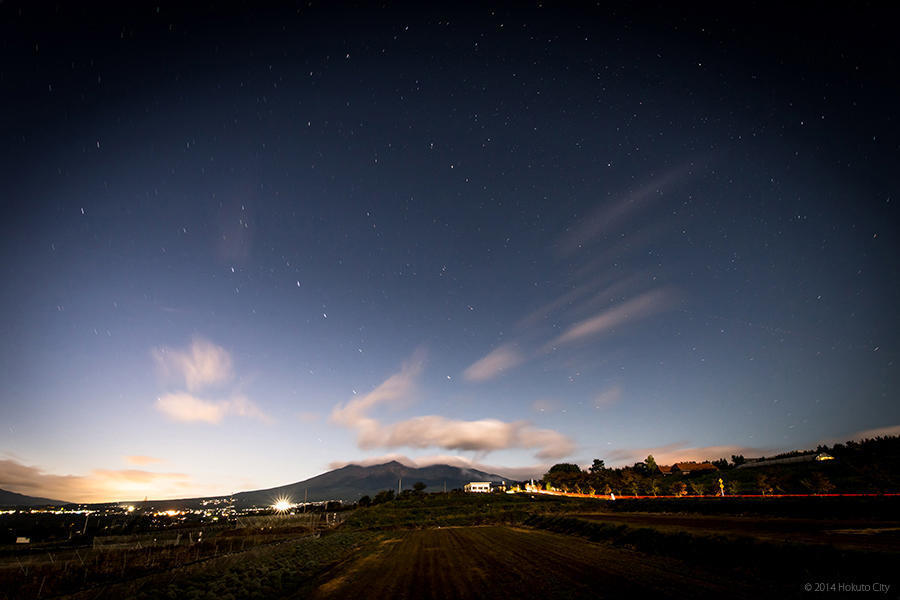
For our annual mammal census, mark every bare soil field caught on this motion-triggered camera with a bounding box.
[572,512,900,551]
[305,526,778,600]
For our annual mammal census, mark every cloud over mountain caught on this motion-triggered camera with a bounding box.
[331,353,574,460]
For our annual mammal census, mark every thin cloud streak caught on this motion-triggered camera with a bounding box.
[462,345,524,382]
[515,284,600,332]
[330,350,426,435]
[549,288,676,348]
[593,386,621,409]
[331,354,575,460]
[558,162,696,256]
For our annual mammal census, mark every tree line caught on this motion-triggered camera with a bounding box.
[539,435,900,496]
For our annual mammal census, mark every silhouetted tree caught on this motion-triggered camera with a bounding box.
[358,495,371,507]
[413,481,427,493]
[621,470,641,495]
[801,472,835,495]
[645,455,658,475]
[373,489,395,504]
[589,459,606,473]
[544,463,584,491]
[548,463,582,474]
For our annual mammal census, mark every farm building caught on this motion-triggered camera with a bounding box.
[464,482,492,493]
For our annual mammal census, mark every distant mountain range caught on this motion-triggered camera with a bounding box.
[0,488,68,507]
[233,461,510,506]
[0,462,510,508]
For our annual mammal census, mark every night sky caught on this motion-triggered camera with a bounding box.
[2,2,898,502]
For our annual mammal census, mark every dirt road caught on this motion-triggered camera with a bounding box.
[306,526,775,599]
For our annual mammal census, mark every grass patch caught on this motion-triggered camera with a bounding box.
[53,530,377,600]
[342,493,540,530]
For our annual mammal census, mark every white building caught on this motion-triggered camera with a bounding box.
[464,482,492,493]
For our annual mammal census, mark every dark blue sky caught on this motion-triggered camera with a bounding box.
[2,2,898,501]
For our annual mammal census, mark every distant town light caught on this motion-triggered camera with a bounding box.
[272,496,293,512]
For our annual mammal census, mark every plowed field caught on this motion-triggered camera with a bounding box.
[306,526,772,599]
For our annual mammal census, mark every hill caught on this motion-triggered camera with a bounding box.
[233,461,509,506]
[0,488,68,507]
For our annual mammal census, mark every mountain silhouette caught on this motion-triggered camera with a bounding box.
[0,488,68,507]
[233,461,509,505]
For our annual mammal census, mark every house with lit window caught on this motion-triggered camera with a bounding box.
[735,452,835,469]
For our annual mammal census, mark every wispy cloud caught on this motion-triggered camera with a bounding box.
[548,288,676,348]
[462,344,524,382]
[227,395,272,423]
[153,337,233,392]
[593,386,621,409]
[331,354,575,460]
[558,162,697,256]
[124,455,164,466]
[372,416,574,460]
[330,350,425,435]
[515,284,598,332]
[155,392,271,424]
[297,411,321,424]
[0,458,196,504]
[531,398,559,414]
[152,338,270,424]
